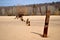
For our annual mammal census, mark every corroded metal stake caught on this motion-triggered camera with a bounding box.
[26,18,30,26]
[43,6,50,37]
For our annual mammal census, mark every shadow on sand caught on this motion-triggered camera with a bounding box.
[31,32,48,38]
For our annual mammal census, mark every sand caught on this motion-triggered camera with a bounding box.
[0,16,60,40]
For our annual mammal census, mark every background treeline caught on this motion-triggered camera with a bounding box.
[0,2,60,16]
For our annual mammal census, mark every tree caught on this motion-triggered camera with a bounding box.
[32,5,37,15]
[16,5,27,16]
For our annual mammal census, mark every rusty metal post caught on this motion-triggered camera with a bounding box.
[26,18,30,26]
[43,6,50,37]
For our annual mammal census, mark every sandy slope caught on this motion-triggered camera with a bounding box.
[0,16,60,40]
